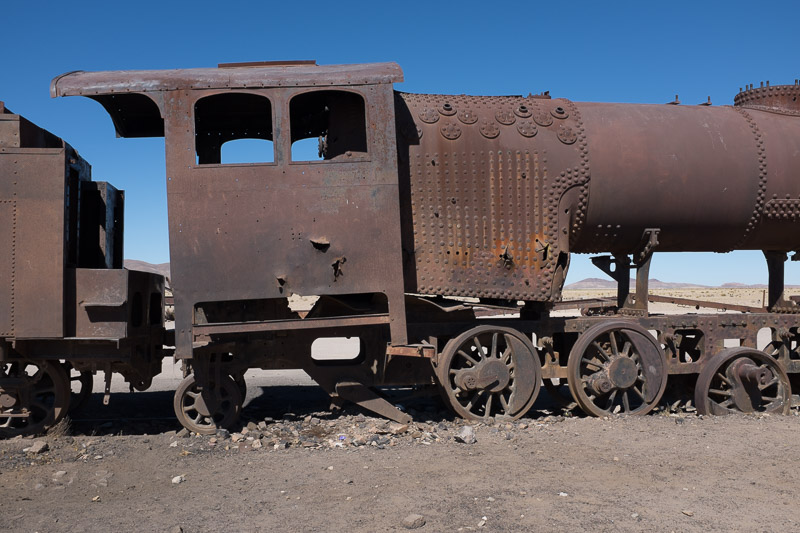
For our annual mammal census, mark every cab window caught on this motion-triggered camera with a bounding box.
[195,93,274,165]
[290,90,367,162]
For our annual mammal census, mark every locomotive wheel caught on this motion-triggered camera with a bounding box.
[62,363,93,413]
[694,347,791,415]
[0,360,70,437]
[174,373,242,434]
[542,378,578,410]
[567,320,667,417]
[437,326,541,422]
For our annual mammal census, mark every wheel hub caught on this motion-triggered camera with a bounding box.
[0,393,17,408]
[454,360,510,392]
[607,357,638,389]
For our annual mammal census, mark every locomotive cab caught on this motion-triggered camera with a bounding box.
[53,62,409,364]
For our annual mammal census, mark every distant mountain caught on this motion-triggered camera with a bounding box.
[124,260,171,281]
[565,278,792,289]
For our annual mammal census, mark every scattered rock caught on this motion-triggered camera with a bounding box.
[455,426,477,444]
[24,440,49,454]
[389,422,409,435]
[172,475,185,484]
[176,428,190,438]
[169,441,178,448]
[682,510,694,517]
[215,429,230,439]
[230,433,244,443]
[402,513,426,529]
[558,491,569,497]
[168,526,184,533]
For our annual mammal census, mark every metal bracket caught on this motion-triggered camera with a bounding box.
[764,251,800,313]
[591,229,660,315]
[103,365,112,405]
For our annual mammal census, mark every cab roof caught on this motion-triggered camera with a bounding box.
[50,61,403,97]
[50,61,403,138]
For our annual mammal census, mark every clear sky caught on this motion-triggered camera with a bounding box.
[3,0,800,285]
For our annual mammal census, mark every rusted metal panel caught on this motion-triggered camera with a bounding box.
[50,62,404,97]
[397,93,583,303]
[73,268,165,339]
[162,82,407,357]
[1,149,68,338]
[74,269,128,338]
[0,200,13,336]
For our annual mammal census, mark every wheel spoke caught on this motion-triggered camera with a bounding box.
[490,333,499,359]
[499,393,510,412]
[484,393,493,415]
[473,337,485,359]
[622,391,630,412]
[621,341,632,358]
[581,357,604,370]
[605,389,617,409]
[457,349,479,366]
[758,377,779,390]
[632,386,645,400]
[591,342,611,361]
[608,332,619,356]
[708,388,732,397]
[715,372,732,386]
[464,389,484,411]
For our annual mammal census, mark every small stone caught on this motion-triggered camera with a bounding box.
[215,429,230,439]
[241,427,250,435]
[176,428,190,438]
[172,475,185,484]
[631,513,640,519]
[53,471,67,481]
[682,510,694,517]
[25,440,49,454]
[251,439,263,450]
[34,483,45,491]
[558,491,568,497]
[478,517,487,527]
[389,422,409,435]
[327,466,334,471]
[169,441,179,448]
[91,495,101,502]
[486,497,495,502]
[230,433,244,443]
[246,421,258,431]
[455,426,477,444]
[168,527,184,533]
[402,513,426,529]
[613,457,619,461]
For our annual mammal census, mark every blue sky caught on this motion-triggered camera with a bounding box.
[3,0,799,285]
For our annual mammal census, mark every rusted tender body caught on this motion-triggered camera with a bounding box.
[0,103,167,437]
[35,62,800,432]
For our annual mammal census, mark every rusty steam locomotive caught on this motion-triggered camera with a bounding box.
[2,61,799,436]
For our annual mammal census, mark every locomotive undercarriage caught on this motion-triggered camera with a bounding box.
[173,281,800,434]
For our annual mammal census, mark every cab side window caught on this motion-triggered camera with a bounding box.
[195,93,274,165]
[290,90,367,162]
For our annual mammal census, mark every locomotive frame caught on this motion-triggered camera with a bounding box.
[1,60,799,436]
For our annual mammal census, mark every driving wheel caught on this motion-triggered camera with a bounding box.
[437,326,540,421]
[695,347,791,415]
[567,320,667,416]
[174,373,243,434]
[0,360,70,437]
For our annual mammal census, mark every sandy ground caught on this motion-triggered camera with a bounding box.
[2,288,800,532]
